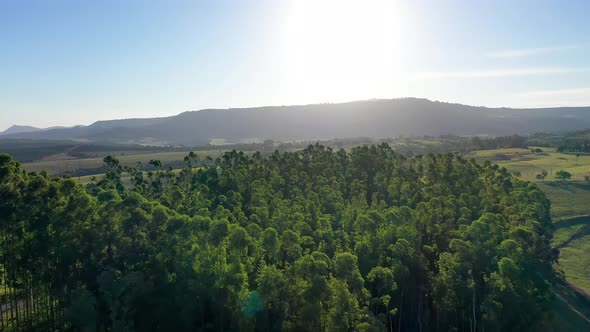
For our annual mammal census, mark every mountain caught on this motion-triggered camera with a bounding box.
[3,98,590,145]
[0,125,70,136]
[1,125,42,135]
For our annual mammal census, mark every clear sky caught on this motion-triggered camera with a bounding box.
[1,0,590,130]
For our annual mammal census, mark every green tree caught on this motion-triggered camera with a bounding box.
[555,169,572,181]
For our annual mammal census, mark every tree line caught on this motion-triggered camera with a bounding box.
[0,144,556,331]
[557,143,590,153]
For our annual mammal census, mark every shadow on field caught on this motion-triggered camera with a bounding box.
[555,216,590,230]
[554,216,590,249]
[555,216,590,249]
[541,280,590,331]
[544,181,590,193]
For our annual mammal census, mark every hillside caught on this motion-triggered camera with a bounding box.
[4,98,590,145]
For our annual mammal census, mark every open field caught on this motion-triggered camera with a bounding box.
[23,150,226,176]
[552,216,590,295]
[539,183,590,219]
[471,147,590,183]
[558,236,590,295]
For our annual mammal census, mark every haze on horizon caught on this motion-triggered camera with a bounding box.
[1,0,590,131]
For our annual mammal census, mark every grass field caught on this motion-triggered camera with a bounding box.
[23,150,226,176]
[539,182,590,219]
[551,215,590,295]
[471,147,590,218]
[472,147,590,182]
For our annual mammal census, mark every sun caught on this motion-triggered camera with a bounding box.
[277,0,411,103]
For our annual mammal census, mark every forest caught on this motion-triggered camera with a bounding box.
[0,144,556,331]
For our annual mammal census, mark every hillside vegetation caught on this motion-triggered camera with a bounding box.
[0,145,556,331]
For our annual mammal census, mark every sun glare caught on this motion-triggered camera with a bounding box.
[278,0,411,103]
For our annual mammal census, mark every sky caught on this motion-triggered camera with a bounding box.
[1,0,590,130]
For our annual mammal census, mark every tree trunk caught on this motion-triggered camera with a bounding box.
[388,303,393,332]
[398,288,403,332]
[472,286,477,332]
[417,297,422,332]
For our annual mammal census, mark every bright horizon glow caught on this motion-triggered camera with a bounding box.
[1,0,590,130]
[276,0,411,103]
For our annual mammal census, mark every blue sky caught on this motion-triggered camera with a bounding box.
[1,0,590,130]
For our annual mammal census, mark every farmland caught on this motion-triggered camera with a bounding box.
[471,147,590,183]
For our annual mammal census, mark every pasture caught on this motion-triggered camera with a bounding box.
[23,150,226,176]
[472,147,590,182]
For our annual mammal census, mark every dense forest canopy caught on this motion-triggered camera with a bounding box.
[0,144,556,331]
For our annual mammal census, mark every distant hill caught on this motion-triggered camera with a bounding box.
[0,125,70,136]
[3,98,590,145]
[1,125,42,135]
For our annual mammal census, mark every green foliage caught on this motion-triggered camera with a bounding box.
[0,145,557,331]
[555,170,572,181]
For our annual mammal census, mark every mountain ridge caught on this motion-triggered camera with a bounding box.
[3,98,590,145]
[0,125,42,135]
[0,125,71,136]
